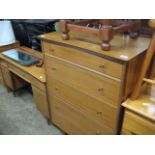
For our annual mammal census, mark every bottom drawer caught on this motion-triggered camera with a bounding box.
[51,97,114,135]
[122,110,155,135]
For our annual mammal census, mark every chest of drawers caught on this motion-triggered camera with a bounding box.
[40,32,150,134]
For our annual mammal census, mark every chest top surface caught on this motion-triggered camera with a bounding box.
[40,32,150,62]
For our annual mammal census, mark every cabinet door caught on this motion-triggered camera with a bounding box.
[32,85,49,118]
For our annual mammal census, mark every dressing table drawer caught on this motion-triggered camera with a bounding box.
[9,65,30,82]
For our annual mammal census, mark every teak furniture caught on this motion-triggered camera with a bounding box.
[60,19,141,51]
[0,47,49,119]
[40,32,150,134]
[121,20,155,134]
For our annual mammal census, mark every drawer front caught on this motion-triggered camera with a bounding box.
[9,64,30,82]
[32,86,49,118]
[30,76,46,92]
[122,110,155,135]
[42,42,123,79]
[51,97,114,135]
[47,78,118,129]
[45,55,121,106]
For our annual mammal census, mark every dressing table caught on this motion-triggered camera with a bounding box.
[0,47,50,120]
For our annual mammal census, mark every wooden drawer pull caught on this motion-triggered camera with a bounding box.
[96,131,101,135]
[96,111,102,115]
[54,87,58,91]
[99,64,105,68]
[55,105,61,110]
[98,88,104,91]
[51,67,57,71]
[50,48,55,53]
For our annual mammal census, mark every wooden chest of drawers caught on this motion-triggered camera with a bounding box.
[40,32,150,134]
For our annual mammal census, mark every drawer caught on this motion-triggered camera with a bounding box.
[122,110,155,135]
[45,55,121,106]
[9,64,30,82]
[42,42,123,79]
[47,78,119,129]
[32,85,49,118]
[31,76,46,92]
[51,97,114,135]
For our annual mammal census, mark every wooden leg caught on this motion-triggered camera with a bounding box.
[6,86,12,92]
[46,118,51,125]
[129,31,139,38]
[13,91,17,97]
[62,32,69,40]
[101,41,110,51]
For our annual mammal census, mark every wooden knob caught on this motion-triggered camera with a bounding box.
[99,64,105,68]
[55,106,60,110]
[50,49,55,54]
[51,67,56,71]
[54,87,58,91]
[96,131,101,135]
[96,111,102,115]
[98,87,104,92]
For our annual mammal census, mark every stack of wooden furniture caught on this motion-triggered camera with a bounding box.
[121,20,155,135]
[40,32,150,134]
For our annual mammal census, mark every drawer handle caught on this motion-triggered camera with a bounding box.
[49,49,55,54]
[55,106,60,110]
[54,87,58,91]
[98,88,104,92]
[96,111,102,115]
[99,64,105,68]
[50,48,55,52]
[96,131,101,135]
[51,67,56,71]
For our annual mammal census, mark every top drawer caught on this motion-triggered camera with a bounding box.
[42,42,123,79]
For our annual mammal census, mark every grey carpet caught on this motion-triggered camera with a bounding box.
[0,85,63,135]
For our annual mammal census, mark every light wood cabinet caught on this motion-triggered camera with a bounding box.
[40,32,150,134]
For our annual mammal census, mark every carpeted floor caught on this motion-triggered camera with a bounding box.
[0,85,63,135]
